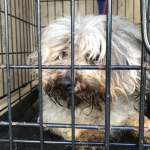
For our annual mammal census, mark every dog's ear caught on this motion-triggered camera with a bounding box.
[27,50,38,77]
[27,50,38,66]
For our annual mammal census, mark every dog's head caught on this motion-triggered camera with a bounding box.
[27,15,150,110]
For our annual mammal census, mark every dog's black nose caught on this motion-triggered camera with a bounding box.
[58,77,71,91]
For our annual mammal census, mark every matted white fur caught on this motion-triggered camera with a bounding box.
[27,15,150,149]
[41,89,137,140]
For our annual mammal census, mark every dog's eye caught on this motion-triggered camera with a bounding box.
[55,52,67,60]
[86,54,99,65]
[61,51,67,58]
[60,51,67,59]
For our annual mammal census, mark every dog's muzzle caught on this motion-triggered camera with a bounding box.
[58,76,71,91]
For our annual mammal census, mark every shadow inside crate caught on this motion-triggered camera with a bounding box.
[0,90,150,150]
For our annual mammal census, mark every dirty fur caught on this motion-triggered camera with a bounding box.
[27,15,150,149]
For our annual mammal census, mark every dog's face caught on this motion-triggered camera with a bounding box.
[27,15,150,110]
[41,44,106,110]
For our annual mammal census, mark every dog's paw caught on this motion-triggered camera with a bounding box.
[144,137,150,143]
[144,118,150,143]
[76,129,105,142]
[75,129,105,150]
[75,145,104,150]
[144,132,150,143]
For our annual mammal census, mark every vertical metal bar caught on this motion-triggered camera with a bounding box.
[105,0,112,150]
[9,0,15,90]
[85,0,87,15]
[139,1,149,149]
[93,0,94,13]
[31,0,33,51]
[28,0,32,91]
[18,0,23,86]
[24,0,28,83]
[37,0,43,150]
[14,0,20,100]
[47,0,49,24]
[30,0,34,91]
[26,0,29,83]
[54,0,56,20]
[125,0,126,17]
[117,0,118,15]
[71,0,75,149]
[22,0,26,84]
[34,0,37,54]
[77,0,79,13]
[4,0,13,149]
[140,0,150,54]
[133,0,134,23]
[62,0,64,17]
[138,40,147,150]
[34,0,36,49]
[0,0,5,95]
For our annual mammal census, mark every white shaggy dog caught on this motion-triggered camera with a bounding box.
[27,15,150,150]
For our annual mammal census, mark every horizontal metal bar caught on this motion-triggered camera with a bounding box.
[0,139,150,147]
[0,121,150,131]
[0,52,30,55]
[0,65,146,70]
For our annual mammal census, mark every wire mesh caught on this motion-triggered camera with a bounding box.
[0,0,150,150]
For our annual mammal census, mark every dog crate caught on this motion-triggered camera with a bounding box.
[0,0,150,150]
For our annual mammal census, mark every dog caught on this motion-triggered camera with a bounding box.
[27,15,150,150]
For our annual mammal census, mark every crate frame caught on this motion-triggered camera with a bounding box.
[0,0,150,150]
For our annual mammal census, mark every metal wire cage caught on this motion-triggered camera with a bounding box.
[0,0,150,150]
